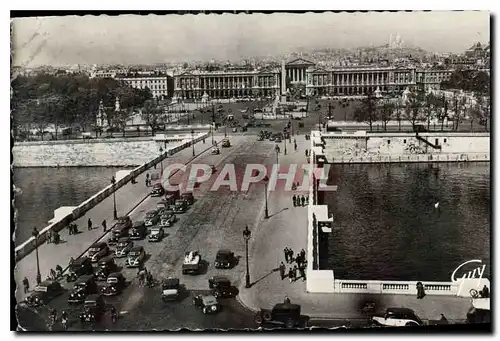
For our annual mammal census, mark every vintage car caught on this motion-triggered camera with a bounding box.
[211,147,220,155]
[269,135,276,141]
[161,277,181,302]
[87,242,109,263]
[68,275,98,304]
[275,136,282,143]
[94,255,117,281]
[159,211,177,228]
[126,246,146,268]
[129,221,147,240]
[116,216,133,230]
[232,127,238,133]
[221,139,230,148]
[107,224,129,246]
[173,199,188,213]
[254,302,309,328]
[182,251,202,275]
[115,237,134,258]
[144,210,160,227]
[101,272,127,296]
[466,297,490,324]
[66,257,94,282]
[257,135,265,141]
[79,294,106,323]
[214,249,236,269]
[180,192,195,206]
[208,275,235,298]
[193,294,220,314]
[150,183,165,197]
[148,226,165,242]
[372,308,424,327]
[25,280,63,307]
[164,189,181,203]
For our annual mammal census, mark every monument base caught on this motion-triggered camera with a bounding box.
[280,95,288,103]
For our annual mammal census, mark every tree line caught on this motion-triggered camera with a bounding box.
[11,73,152,140]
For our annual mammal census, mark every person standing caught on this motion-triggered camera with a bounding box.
[288,268,294,283]
[22,277,29,294]
[300,195,305,207]
[294,142,297,151]
[293,265,298,282]
[87,218,92,231]
[296,252,302,267]
[102,219,107,233]
[68,223,73,235]
[299,265,306,281]
[279,262,286,280]
[292,195,297,207]
[284,247,290,263]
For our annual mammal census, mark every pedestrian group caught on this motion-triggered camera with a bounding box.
[279,247,307,283]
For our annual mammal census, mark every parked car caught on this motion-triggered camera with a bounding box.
[232,127,238,132]
[182,251,202,275]
[144,210,160,227]
[94,255,117,281]
[173,199,188,213]
[148,226,165,242]
[87,242,109,263]
[254,302,309,328]
[372,308,424,327]
[115,237,134,258]
[211,147,220,155]
[129,221,147,240]
[193,294,220,314]
[180,192,195,206]
[159,211,177,228]
[101,272,127,296]
[116,216,132,230]
[126,246,146,268]
[66,257,94,282]
[221,139,230,147]
[25,280,64,307]
[214,249,236,269]
[150,183,165,197]
[208,275,235,298]
[161,278,181,302]
[68,275,98,304]
[107,223,129,246]
[79,294,106,323]
[164,189,181,204]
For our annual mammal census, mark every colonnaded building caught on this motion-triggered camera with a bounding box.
[173,58,453,100]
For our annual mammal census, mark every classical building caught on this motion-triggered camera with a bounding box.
[415,69,453,91]
[173,68,280,99]
[116,72,174,99]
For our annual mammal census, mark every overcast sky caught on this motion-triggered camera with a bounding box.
[11,11,490,67]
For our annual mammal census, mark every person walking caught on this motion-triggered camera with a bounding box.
[305,149,308,157]
[299,265,306,281]
[292,195,297,207]
[300,249,306,263]
[279,262,286,280]
[296,253,302,267]
[294,142,297,151]
[102,219,107,233]
[288,268,294,283]
[300,195,305,207]
[22,277,29,294]
[47,230,53,244]
[305,195,309,205]
[293,265,298,282]
[87,218,92,231]
[283,247,289,263]
[68,223,73,235]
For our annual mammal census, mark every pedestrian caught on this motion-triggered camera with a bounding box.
[288,248,294,263]
[279,262,286,280]
[102,219,107,233]
[293,265,298,282]
[300,248,306,261]
[87,218,92,231]
[305,195,309,205]
[292,195,297,207]
[283,247,289,263]
[305,149,308,157]
[294,138,297,144]
[416,281,426,299]
[299,265,306,281]
[72,223,78,234]
[50,268,56,280]
[480,285,490,298]
[22,277,29,294]
[288,268,294,283]
[296,253,302,267]
[300,195,305,207]
[138,271,144,287]
[294,143,297,151]
[68,223,73,235]
[47,230,52,244]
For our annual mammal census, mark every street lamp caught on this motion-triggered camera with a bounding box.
[263,176,269,219]
[191,129,195,156]
[224,124,227,138]
[159,146,164,175]
[111,176,117,220]
[275,145,279,165]
[32,227,42,284]
[284,138,287,155]
[243,225,252,288]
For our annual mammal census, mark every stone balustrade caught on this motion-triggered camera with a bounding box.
[335,280,458,295]
[326,152,490,164]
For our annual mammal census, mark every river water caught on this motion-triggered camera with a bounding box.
[324,162,491,282]
[12,167,133,245]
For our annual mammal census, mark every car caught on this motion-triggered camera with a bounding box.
[214,249,236,269]
[148,226,165,242]
[115,237,134,258]
[208,275,235,298]
[161,278,181,302]
[87,242,109,263]
[107,223,129,246]
[182,251,202,275]
[129,221,147,240]
[25,280,64,307]
[257,135,264,141]
[275,137,282,143]
[254,302,309,328]
[68,275,98,304]
[159,212,177,228]
[221,139,230,147]
[180,192,195,206]
[173,199,188,213]
[269,135,276,141]
[144,210,160,227]
[94,255,117,281]
[164,188,180,202]
[66,257,94,282]
[150,183,165,197]
[101,272,127,296]
[193,294,220,314]
[211,147,220,155]
[79,294,106,323]
[126,246,146,268]
[116,216,133,230]
[372,308,424,327]
[232,127,238,132]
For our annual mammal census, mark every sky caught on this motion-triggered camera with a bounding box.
[11,11,490,67]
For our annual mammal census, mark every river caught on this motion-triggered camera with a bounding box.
[324,162,491,282]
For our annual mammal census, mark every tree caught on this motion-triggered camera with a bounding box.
[405,88,425,129]
[394,101,403,132]
[473,92,490,132]
[434,95,449,132]
[423,93,440,132]
[353,93,379,131]
[141,99,164,135]
[451,92,467,131]
[378,100,395,132]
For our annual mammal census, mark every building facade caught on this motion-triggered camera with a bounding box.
[415,69,453,91]
[116,73,173,99]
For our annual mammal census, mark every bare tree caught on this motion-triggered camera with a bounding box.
[451,92,467,131]
[353,92,379,131]
[473,92,490,132]
[405,89,425,130]
[379,100,395,132]
[394,101,403,132]
[141,99,163,136]
[434,95,449,132]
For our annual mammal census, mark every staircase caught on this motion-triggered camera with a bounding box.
[416,134,442,150]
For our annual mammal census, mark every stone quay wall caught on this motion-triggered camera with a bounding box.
[13,132,211,167]
[14,133,209,262]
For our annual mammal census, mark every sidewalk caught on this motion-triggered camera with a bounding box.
[237,134,472,322]
[14,139,214,302]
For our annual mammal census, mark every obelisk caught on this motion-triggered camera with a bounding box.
[281,60,287,103]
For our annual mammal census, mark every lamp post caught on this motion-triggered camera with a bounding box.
[32,227,42,284]
[263,176,269,219]
[224,124,227,138]
[191,129,195,156]
[243,225,252,288]
[159,146,164,175]
[284,138,287,155]
[276,145,279,165]
[111,176,117,220]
